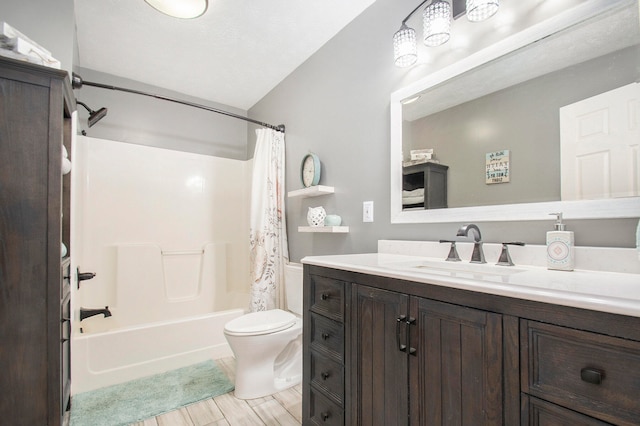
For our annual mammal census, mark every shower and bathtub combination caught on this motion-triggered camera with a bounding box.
[72,242,247,393]
[72,240,303,393]
[71,135,291,394]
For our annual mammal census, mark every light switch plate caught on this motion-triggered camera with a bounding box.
[363,201,374,222]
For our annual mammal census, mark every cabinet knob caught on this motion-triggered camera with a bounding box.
[321,411,331,421]
[321,332,330,340]
[321,371,330,380]
[580,367,604,385]
[321,293,329,300]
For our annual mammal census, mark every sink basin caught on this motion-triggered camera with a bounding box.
[384,258,527,278]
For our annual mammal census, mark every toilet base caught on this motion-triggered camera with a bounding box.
[233,351,302,399]
[226,319,303,400]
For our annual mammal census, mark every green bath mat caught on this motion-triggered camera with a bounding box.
[69,359,234,426]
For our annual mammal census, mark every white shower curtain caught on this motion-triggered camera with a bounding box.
[249,128,289,312]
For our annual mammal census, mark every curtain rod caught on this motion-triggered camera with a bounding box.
[71,73,285,133]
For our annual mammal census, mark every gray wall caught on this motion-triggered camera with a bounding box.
[74,68,249,159]
[408,46,639,208]
[3,0,75,74]
[249,0,639,263]
[3,1,248,158]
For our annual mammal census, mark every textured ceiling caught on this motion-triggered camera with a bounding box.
[74,0,375,110]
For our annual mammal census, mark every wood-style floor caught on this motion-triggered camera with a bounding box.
[128,356,302,426]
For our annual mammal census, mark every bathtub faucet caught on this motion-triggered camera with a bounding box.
[80,306,112,321]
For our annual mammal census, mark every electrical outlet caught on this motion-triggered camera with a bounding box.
[363,201,374,222]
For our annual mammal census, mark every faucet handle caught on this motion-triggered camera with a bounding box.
[439,240,461,262]
[496,242,525,266]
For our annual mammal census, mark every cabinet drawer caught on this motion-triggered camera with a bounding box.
[522,320,640,425]
[310,351,344,406]
[523,395,612,426]
[310,275,344,322]
[310,313,344,361]
[309,388,344,426]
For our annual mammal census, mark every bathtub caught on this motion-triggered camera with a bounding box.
[71,309,243,393]
[71,242,247,394]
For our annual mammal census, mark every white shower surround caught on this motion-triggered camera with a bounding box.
[71,136,252,393]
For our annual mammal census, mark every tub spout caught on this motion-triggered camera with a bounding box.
[80,306,112,321]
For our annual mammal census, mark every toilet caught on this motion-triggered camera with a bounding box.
[223,264,303,399]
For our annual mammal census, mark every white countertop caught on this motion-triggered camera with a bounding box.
[302,252,640,318]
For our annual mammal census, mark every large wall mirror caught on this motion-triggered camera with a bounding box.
[390,0,640,223]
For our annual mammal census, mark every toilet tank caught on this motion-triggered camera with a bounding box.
[284,263,303,316]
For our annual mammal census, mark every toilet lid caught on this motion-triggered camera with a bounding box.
[224,309,296,335]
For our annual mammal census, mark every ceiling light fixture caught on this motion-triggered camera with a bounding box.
[144,0,208,19]
[393,0,500,68]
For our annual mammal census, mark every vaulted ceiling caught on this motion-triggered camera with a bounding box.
[74,0,376,110]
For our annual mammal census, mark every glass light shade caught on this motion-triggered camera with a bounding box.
[144,0,208,19]
[393,24,418,68]
[423,1,451,47]
[466,0,499,22]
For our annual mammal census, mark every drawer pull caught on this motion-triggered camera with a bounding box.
[321,411,331,421]
[580,367,604,385]
[321,332,330,340]
[321,293,329,300]
[321,371,330,380]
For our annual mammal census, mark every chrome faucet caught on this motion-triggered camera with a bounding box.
[456,224,486,263]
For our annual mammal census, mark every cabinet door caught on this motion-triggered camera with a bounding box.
[409,297,503,426]
[351,285,409,426]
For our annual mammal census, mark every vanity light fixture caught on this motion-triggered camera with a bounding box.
[393,0,500,67]
[423,1,452,47]
[144,0,208,19]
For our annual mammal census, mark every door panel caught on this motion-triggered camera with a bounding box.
[410,297,503,426]
[352,284,409,426]
[560,82,640,200]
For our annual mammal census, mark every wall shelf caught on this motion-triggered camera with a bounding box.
[288,185,335,198]
[298,226,349,233]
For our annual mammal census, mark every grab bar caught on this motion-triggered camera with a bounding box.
[161,249,204,256]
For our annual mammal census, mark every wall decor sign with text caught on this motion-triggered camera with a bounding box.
[486,150,510,184]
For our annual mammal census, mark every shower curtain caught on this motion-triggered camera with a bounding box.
[249,128,289,312]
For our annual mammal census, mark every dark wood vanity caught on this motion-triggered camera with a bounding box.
[302,264,640,425]
[0,56,74,425]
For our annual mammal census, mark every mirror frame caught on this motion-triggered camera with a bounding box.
[390,0,640,224]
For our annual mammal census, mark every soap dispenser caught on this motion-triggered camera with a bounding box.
[547,212,574,271]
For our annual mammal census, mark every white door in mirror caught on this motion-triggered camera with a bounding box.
[560,83,640,200]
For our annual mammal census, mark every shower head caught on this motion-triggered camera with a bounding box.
[88,107,108,127]
[76,100,108,127]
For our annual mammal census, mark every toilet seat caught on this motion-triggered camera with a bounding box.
[224,309,297,336]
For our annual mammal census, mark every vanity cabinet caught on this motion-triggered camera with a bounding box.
[302,263,640,426]
[0,56,74,425]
